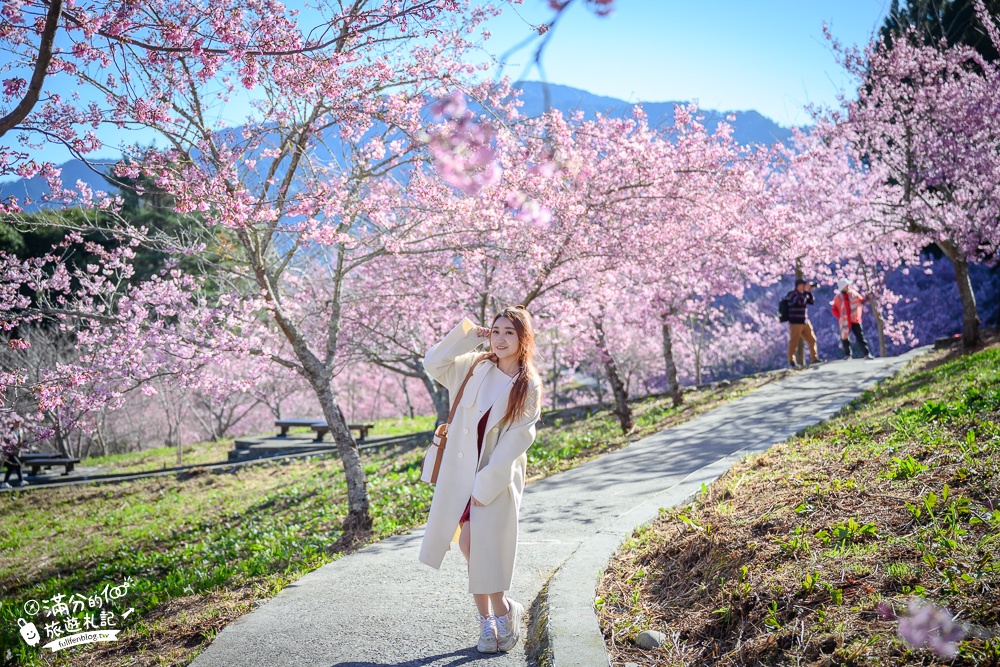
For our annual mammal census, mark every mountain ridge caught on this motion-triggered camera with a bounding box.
[0,83,793,211]
[514,82,793,146]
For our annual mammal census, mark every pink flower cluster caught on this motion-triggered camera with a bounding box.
[879,599,967,658]
[426,91,501,196]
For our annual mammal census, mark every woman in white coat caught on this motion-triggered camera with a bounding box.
[419,306,542,654]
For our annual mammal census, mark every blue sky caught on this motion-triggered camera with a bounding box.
[2,0,891,172]
[484,0,892,127]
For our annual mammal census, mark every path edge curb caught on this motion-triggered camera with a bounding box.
[544,348,930,667]
[545,452,745,667]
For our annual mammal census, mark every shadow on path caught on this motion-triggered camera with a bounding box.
[188,353,927,667]
[329,647,507,666]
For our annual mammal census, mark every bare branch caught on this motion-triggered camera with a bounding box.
[0,0,63,137]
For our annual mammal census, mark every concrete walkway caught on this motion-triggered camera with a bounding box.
[188,350,926,667]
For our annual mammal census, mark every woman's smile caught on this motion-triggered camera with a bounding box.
[490,316,520,362]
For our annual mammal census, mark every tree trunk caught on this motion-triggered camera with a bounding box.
[97,413,109,457]
[594,317,633,434]
[313,377,372,533]
[604,355,634,435]
[856,259,887,358]
[938,242,980,348]
[660,318,682,407]
[869,292,888,358]
[694,344,703,386]
[400,377,415,419]
[52,416,68,457]
[593,364,607,407]
[370,377,384,422]
[550,342,561,411]
[422,373,451,425]
[71,428,81,459]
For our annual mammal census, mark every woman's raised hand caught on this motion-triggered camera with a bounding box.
[476,326,491,338]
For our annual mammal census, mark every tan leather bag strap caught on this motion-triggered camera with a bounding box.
[445,356,484,430]
[430,356,483,484]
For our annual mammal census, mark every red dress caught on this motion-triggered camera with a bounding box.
[459,407,491,525]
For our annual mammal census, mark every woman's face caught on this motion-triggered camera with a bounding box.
[490,316,521,363]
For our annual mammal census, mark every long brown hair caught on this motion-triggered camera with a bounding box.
[488,305,541,426]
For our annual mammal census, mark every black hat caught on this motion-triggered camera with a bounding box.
[794,278,811,287]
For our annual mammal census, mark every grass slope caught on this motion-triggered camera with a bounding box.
[76,415,439,475]
[0,373,780,666]
[597,343,1000,666]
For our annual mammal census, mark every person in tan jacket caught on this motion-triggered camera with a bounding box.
[419,306,542,654]
[784,278,823,368]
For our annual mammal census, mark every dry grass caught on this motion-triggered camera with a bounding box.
[598,337,1000,666]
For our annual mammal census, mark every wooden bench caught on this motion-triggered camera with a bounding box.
[309,422,376,443]
[275,419,325,437]
[25,457,80,476]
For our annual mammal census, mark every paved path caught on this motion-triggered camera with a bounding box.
[188,351,926,667]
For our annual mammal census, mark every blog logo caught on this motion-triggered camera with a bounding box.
[10,577,135,653]
[18,618,40,646]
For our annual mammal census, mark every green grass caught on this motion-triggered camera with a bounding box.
[369,415,436,437]
[80,440,236,474]
[0,444,435,665]
[79,415,437,475]
[0,375,773,665]
[598,342,1000,666]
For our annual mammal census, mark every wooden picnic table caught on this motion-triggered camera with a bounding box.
[24,456,81,476]
[274,420,376,442]
[275,419,325,437]
[310,422,376,443]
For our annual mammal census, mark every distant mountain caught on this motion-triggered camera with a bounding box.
[0,83,793,212]
[513,82,794,147]
[1,160,117,212]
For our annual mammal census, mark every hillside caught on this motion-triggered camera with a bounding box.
[0,83,791,213]
[598,335,1000,665]
[514,81,793,145]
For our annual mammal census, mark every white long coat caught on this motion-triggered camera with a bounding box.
[418,318,542,594]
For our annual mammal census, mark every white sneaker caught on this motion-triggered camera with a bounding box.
[0,482,10,489]
[495,598,524,652]
[476,613,497,654]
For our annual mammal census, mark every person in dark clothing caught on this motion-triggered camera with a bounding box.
[785,278,823,369]
[1,446,25,488]
[1,425,28,489]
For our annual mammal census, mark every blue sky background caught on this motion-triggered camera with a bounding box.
[1,0,891,171]
[485,0,892,127]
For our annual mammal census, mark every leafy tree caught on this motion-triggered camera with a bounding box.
[880,0,1000,61]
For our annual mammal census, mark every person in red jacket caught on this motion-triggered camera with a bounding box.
[831,278,874,359]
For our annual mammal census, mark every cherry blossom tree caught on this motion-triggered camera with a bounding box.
[836,29,1000,347]
[422,103,783,431]
[0,233,261,457]
[346,239,490,425]
[3,0,516,530]
[762,123,928,357]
